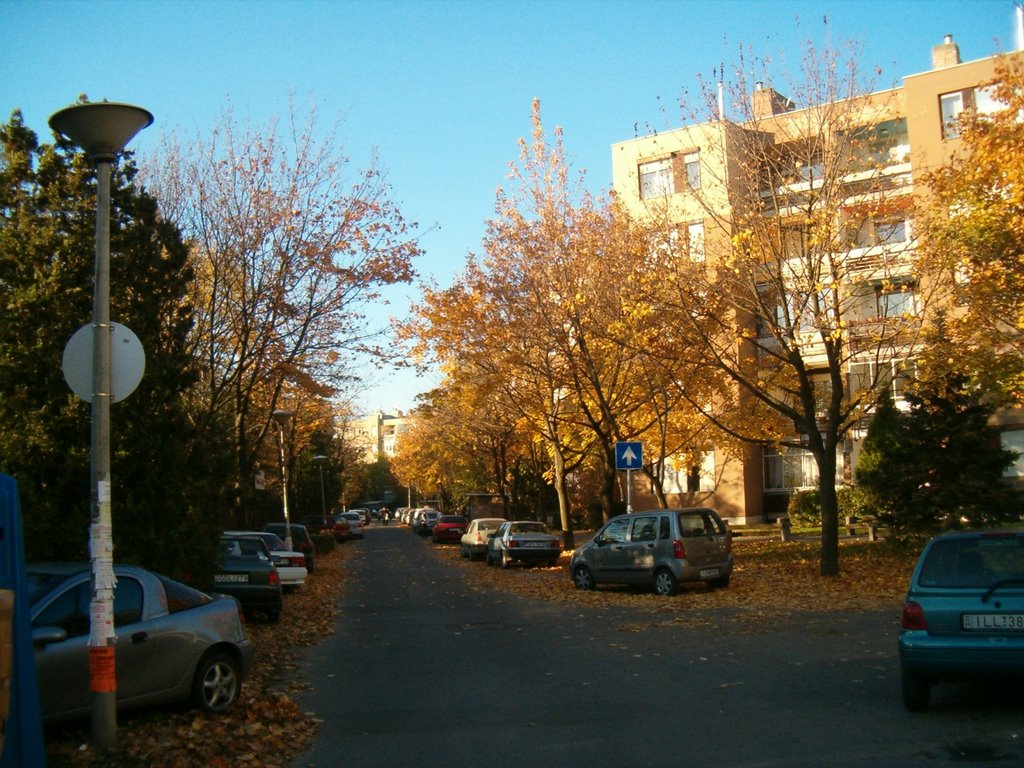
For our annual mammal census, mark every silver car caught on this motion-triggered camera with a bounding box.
[29,562,254,722]
[486,520,562,567]
[570,508,733,595]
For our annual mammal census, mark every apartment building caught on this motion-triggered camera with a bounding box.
[348,410,412,462]
[611,35,1023,524]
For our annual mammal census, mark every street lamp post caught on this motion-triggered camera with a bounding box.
[272,409,295,550]
[313,454,328,527]
[48,100,152,751]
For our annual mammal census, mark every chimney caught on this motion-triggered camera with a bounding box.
[931,34,961,69]
[752,83,793,119]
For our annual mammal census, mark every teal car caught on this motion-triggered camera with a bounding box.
[899,529,1024,711]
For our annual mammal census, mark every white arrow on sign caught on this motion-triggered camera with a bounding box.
[621,445,639,465]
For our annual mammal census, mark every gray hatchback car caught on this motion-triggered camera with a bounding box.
[570,508,733,595]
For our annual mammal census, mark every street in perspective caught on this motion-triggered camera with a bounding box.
[292,526,1022,768]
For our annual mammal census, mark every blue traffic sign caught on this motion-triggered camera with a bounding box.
[615,441,643,470]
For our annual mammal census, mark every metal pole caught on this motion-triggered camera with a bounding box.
[276,421,293,551]
[317,461,327,526]
[89,156,117,748]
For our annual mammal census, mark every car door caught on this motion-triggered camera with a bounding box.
[589,517,631,579]
[624,515,660,581]
[677,510,728,569]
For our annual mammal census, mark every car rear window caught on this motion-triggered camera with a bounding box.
[510,522,548,534]
[918,536,1024,587]
[158,574,213,613]
[440,516,467,523]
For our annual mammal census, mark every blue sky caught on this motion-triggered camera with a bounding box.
[2,0,1019,413]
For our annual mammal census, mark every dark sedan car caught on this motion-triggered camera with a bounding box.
[29,563,253,723]
[432,514,469,544]
[216,534,283,623]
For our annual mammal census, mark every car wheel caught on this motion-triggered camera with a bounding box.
[500,549,512,569]
[265,608,281,624]
[191,651,241,714]
[485,549,494,566]
[902,670,931,712]
[572,564,596,591]
[653,568,678,596]
[467,548,477,561]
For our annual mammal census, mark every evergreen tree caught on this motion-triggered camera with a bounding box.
[856,372,1021,540]
[0,111,229,582]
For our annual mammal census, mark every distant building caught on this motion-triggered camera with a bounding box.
[348,410,412,462]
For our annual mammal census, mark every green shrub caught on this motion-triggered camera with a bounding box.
[787,490,821,526]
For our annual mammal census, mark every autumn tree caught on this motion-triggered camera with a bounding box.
[626,33,932,575]
[143,100,423,527]
[916,57,1024,404]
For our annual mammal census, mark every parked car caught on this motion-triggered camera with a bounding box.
[486,520,562,567]
[570,508,733,596]
[216,533,283,622]
[223,530,307,592]
[349,508,370,527]
[28,562,253,723]
[339,511,365,539]
[263,522,315,572]
[460,517,507,560]
[329,513,351,542]
[899,528,1024,711]
[432,514,469,544]
[413,508,441,536]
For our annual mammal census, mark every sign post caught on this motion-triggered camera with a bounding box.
[615,441,643,513]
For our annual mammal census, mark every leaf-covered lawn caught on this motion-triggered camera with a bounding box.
[43,534,921,767]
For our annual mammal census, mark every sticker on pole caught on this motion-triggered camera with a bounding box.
[61,322,145,403]
[615,441,643,470]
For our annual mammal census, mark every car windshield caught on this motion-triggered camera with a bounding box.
[510,522,548,534]
[918,536,1024,588]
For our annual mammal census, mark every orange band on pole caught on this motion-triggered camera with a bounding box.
[89,646,116,692]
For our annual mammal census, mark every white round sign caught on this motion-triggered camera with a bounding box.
[62,323,146,403]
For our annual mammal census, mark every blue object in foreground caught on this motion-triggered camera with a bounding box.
[0,473,46,767]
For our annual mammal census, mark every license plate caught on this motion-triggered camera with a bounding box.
[214,574,249,583]
[524,541,547,548]
[699,568,720,578]
[962,613,1024,631]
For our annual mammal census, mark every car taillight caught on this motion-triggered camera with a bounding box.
[295,555,306,568]
[509,540,520,548]
[901,601,927,630]
[673,539,687,559]
[269,570,281,587]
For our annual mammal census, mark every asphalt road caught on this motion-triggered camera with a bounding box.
[292,526,1022,768]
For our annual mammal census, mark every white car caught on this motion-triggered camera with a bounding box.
[339,511,365,539]
[223,531,307,592]
[460,517,507,561]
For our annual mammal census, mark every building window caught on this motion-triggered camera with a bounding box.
[875,218,908,245]
[763,445,818,490]
[848,358,917,400]
[639,158,673,199]
[1001,429,1024,477]
[878,281,919,318]
[687,221,705,262]
[683,151,701,189]
[940,91,965,139]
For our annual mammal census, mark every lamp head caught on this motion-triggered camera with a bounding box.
[49,101,153,161]
[272,409,295,426]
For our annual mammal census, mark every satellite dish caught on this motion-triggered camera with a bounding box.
[62,323,145,403]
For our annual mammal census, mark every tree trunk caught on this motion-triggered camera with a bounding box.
[816,447,840,577]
